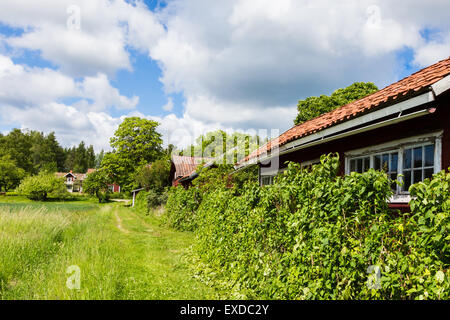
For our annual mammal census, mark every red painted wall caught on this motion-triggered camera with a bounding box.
[272,95,449,174]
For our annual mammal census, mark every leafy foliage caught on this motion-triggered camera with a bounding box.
[165,154,449,299]
[294,82,379,125]
[82,169,111,203]
[102,117,164,191]
[181,130,266,165]
[0,128,99,175]
[17,171,67,201]
[0,156,26,192]
[134,159,171,193]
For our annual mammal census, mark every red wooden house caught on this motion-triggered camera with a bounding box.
[236,57,450,210]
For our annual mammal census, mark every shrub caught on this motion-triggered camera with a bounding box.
[165,154,450,299]
[17,171,67,201]
[146,189,168,209]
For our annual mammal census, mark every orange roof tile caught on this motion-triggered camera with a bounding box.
[241,56,450,164]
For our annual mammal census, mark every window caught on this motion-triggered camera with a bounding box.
[261,176,274,186]
[402,144,434,191]
[349,156,370,173]
[346,134,441,195]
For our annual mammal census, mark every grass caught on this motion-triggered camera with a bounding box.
[0,196,217,299]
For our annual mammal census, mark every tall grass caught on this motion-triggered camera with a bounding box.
[0,201,215,299]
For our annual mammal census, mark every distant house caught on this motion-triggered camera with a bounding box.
[55,168,120,193]
[169,155,214,187]
[236,57,450,210]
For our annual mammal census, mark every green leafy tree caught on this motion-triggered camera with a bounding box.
[0,156,26,192]
[294,82,379,125]
[102,117,164,191]
[17,171,67,201]
[182,130,264,164]
[95,149,105,168]
[0,129,33,173]
[83,169,111,203]
[134,159,171,193]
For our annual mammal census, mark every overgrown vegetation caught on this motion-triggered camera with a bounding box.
[165,154,449,299]
[17,171,68,201]
[294,82,378,125]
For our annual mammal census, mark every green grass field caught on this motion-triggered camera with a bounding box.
[0,196,216,299]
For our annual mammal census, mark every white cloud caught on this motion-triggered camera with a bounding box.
[1,0,450,151]
[2,102,119,151]
[144,0,450,135]
[162,97,174,111]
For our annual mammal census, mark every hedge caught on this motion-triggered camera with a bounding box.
[165,154,449,299]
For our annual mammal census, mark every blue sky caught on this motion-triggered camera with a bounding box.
[0,0,449,151]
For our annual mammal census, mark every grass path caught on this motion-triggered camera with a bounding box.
[0,198,216,300]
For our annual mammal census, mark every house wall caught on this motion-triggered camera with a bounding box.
[271,95,450,174]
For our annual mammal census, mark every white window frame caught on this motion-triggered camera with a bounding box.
[345,131,442,201]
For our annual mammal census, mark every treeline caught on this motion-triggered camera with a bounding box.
[0,128,102,175]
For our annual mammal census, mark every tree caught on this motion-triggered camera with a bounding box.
[95,149,105,168]
[294,82,379,125]
[134,159,171,193]
[86,145,96,169]
[182,130,264,164]
[0,129,33,173]
[74,141,88,173]
[82,169,111,203]
[102,117,164,191]
[110,117,163,165]
[17,171,67,201]
[0,156,26,192]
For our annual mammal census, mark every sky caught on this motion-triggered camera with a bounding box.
[0,0,449,152]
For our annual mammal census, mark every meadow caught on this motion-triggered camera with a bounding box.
[0,196,216,300]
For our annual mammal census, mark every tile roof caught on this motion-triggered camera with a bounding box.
[241,56,450,164]
[55,169,96,181]
[172,155,213,179]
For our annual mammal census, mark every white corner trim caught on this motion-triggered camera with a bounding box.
[431,74,450,96]
[388,194,411,204]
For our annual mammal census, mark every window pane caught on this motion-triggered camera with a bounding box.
[374,155,381,170]
[357,158,362,173]
[363,157,370,172]
[404,149,411,169]
[424,168,434,180]
[390,153,398,172]
[424,145,434,167]
[382,154,389,172]
[403,171,411,191]
[390,173,398,191]
[413,147,422,168]
[350,159,356,172]
[413,169,422,184]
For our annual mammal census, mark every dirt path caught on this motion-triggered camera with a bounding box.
[114,208,130,234]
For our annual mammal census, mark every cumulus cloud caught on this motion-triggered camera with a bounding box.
[145,0,450,134]
[2,102,121,151]
[1,0,450,151]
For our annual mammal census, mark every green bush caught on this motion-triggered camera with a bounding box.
[146,189,168,209]
[165,154,449,299]
[17,171,67,201]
